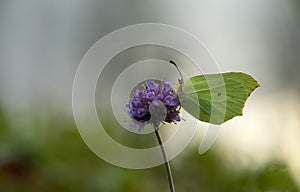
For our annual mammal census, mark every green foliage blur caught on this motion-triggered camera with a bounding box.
[0,105,299,192]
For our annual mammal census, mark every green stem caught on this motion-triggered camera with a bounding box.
[154,126,175,192]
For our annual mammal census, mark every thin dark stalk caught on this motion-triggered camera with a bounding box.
[169,60,183,84]
[154,126,175,192]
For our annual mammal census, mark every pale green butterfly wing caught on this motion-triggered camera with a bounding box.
[180,72,260,124]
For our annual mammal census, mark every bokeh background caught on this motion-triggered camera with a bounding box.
[1,0,300,191]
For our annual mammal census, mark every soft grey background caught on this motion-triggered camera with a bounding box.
[1,0,299,110]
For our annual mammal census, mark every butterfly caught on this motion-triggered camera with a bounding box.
[170,60,260,124]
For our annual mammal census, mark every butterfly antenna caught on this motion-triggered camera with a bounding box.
[169,60,183,84]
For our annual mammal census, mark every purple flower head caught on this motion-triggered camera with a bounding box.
[126,80,181,131]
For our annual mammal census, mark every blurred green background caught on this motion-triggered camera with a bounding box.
[1,0,300,191]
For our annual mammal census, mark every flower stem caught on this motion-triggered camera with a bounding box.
[154,126,175,192]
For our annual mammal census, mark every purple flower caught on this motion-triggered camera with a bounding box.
[126,80,181,131]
